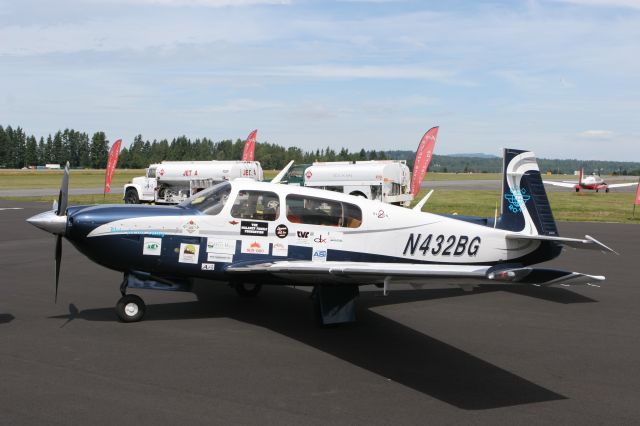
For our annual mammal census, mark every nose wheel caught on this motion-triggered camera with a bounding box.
[116,294,146,322]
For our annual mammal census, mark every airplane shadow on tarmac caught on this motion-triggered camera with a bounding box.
[0,313,15,324]
[50,283,596,410]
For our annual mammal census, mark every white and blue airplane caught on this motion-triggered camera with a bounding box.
[27,149,615,325]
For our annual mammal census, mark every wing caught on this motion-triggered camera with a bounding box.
[542,180,576,188]
[607,182,638,189]
[225,261,604,287]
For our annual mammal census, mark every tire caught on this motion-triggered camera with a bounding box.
[234,282,262,298]
[124,188,140,204]
[116,294,146,322]
[575,188,580,192]
[605,188,610,193]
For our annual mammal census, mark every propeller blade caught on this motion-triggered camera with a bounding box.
[55,235,62,303]
[56,161,70,216]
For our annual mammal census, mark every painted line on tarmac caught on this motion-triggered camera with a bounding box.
[0,207,24,211]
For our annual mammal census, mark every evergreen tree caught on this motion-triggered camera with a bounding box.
[25,135,38,167]
[37,137,45,166]
[90,132,109,168]
[0,126,6,167]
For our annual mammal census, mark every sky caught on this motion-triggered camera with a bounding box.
[1,0,639,161]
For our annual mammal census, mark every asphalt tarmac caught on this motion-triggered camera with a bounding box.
[1,199,639,425]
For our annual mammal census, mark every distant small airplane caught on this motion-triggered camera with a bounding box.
[543,168,638,193]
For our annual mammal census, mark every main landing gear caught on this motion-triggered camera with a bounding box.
[233,281,262,298]
[116,277,146,322]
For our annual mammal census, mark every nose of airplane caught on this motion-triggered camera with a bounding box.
[26,210,68,235]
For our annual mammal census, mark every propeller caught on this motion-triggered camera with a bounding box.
[54,162,69,302]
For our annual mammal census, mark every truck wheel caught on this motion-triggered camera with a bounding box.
[124,188,139,204]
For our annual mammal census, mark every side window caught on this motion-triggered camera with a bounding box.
[285,195,362,228]
[231,190,280,221]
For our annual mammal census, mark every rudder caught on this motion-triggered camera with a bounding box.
[496,148,558,236]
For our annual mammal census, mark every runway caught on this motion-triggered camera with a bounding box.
[1,199,639,424]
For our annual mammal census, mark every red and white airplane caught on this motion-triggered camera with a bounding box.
[543,168,638,193]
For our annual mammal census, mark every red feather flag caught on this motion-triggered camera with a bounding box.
[242,130,257,161]
[410,127,439,197]
[634,178,640,206]
[104,139,122,194]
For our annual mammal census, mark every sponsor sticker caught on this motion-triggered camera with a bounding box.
[182,219,199,234]
[206,238,236,254]
[295,230,313,245]
[207,253,233,262]
[312,246,327,262]
[178,243,200,264]
[241,240,268,255]
[143,237,162,256]
[240,221,268,237]
[272,242,289,257]
[201,263,216,271]
[275,224,288,239]
[329,231,344,244]
[313,234,328,244]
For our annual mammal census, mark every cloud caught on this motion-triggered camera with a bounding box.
[91,0,290,6]
[552,0,640,9]
[578,130,614,139]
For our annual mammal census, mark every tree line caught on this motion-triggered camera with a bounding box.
[1,125,638,175]
[0,126,109,169]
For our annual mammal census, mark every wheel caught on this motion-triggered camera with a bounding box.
[124,188,140,204]
[575,188,580,192]
[596,189,599,193]
[234,282,262,298]
[605,188,610,193]
[116,294,146,322]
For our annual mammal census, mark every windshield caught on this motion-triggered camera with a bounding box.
[179,181,232,215]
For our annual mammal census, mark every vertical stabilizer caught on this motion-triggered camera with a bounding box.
[497,149,558,236]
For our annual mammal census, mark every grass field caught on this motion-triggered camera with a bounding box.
[1,169,638,224]
[411,189,640,224]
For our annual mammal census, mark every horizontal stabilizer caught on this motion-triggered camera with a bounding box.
[487,265,605,286]
[505,233,617,254]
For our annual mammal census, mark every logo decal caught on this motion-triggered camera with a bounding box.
[178,243,200,264]
[229,220,239,225]
[504,188,531,213]
[143,237,162,256]
[312,248,327,262]
[272,242,288,257]
[241,240,268,254]
[206,238,236,254]
[201,263,215,271]
[182,219,199,234]
[275,224,288,239]
[240,221,268,237]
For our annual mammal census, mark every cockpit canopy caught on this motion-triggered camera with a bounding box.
[179,181,231,215]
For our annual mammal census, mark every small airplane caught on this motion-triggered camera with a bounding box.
[543,168,638,193]
[27,148,615,325]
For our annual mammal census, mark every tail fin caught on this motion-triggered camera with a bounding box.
[496,148,558,236]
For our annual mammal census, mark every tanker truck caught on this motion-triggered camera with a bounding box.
[279,127,439,206]
[281,160,413,206]
[124,160,263,204]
